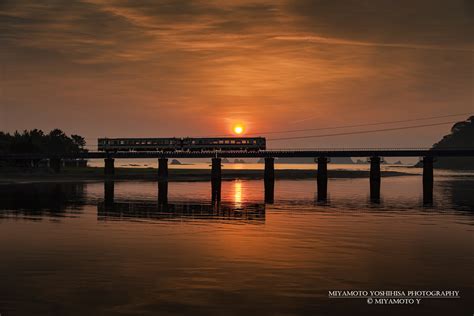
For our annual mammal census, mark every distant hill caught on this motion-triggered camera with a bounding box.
[258,157,353,164]
[421,116,474,169]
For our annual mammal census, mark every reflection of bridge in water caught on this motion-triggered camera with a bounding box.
[101,181,265,223]
[98,201,265,223]
[0,180,472,222]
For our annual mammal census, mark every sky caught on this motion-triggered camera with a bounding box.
[1,0,473,149]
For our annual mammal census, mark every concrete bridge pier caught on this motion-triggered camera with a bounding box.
[158,180,168,205]
[158,158,168,181]
[158,158,169,205]
[104,158,115,175]
[211,158,222,202]
[422,156,434,203]
[317,157,328,201]
[264,157,275,203]
[50,158,62,173]
[370,156,381,201]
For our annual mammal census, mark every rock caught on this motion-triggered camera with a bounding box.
[170,159,182,165]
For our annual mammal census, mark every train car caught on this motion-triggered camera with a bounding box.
[182,137,265,151]
[98,138,181,152]
[98,137,266,152]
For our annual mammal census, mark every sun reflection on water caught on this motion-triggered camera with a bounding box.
[234,180,242,207]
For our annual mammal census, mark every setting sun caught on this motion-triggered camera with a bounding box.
[233,125,244,135]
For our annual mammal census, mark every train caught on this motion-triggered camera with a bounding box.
[98,137,266,152]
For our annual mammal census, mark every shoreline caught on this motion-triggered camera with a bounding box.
[0,167,419,184]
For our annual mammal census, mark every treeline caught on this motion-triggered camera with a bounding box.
[0,129,87,154]
[430,116,474,169]
[433,116,474,149]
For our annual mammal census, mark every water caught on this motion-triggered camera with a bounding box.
[0,175,473,315]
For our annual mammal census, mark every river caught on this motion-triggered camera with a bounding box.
[0,173,472,315]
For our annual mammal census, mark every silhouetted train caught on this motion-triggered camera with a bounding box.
[98,137,266,152]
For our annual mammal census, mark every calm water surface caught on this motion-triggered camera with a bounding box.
[0,175,473,315]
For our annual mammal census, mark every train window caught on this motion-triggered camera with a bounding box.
[231,140,235,144]
[192,140,196,144]
[219,140,224,144]
[120,141,124,145]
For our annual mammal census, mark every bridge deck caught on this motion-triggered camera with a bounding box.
[2,149,474,159]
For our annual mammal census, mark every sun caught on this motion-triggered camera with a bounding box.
[233,125,244,135]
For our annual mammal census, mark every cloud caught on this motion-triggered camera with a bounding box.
[287,0,473,48]
[272,35,473,52]
[0,0,472,147]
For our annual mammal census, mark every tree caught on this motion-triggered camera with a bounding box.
[71,135,86,151]
[431,117,474,169]
[0,129,87,154]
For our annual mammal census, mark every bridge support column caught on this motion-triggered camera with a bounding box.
[211,158,221,202]
[158,158,168,181]
[370,156,381,202]
[50,158,61,173]
[104,158,115,176]
[104,180,115,209]
[422,156,434,204]
[158,180,168,205]
[317,157,328,201]
[264,157,275,203]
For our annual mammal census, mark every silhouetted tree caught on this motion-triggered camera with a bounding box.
[71,135,86,151]
[0,129,88,154]
[430,117,474,169]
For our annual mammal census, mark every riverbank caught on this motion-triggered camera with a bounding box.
[0,166,416,184]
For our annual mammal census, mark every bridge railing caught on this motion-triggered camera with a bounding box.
[1,148,474,160]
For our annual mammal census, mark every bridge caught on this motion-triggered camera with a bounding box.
[2,148,474,204]
[2,148,474,159]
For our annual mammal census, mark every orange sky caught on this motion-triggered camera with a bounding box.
[1,0,473,148]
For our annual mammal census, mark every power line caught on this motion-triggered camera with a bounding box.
[80,112,470,141]
[236,112,472,136]
[82,121,455,146]
[267,121,456,141]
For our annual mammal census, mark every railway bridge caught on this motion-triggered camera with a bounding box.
[2,148,474,204]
